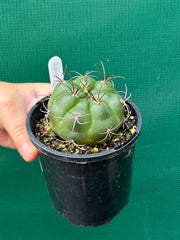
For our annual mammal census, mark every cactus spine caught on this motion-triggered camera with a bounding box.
[47,64,125,145]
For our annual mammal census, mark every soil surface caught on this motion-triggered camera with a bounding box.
[34,106,137,154]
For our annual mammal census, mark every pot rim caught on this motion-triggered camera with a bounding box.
[26,97,142,163]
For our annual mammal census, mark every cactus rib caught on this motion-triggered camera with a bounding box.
[47,65,125,145]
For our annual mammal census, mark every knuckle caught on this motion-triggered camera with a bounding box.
[11,125,27,140]
[0,129,16,149]
[0,96,14,108]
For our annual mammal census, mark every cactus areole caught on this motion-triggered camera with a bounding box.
[48,75,124,145]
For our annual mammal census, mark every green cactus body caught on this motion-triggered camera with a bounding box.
[48,76,124,145]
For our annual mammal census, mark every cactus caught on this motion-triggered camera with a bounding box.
[47,64,125,145]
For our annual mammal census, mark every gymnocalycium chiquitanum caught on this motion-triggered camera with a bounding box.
[47,62,130,146]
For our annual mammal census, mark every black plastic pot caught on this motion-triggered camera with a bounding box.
[26,98,142,227]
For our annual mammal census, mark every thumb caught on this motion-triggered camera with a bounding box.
[19,83,52,113]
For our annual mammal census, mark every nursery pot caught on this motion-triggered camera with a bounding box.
[26,98,142,227]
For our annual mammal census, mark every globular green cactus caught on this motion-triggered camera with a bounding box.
[47,65,125,145]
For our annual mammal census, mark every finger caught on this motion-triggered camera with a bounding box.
[0,129,16,148]
[0,122,4,130]
[0,98,38,161]
[0,83,51,161]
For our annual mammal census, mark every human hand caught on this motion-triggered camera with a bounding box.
[0,82,51,161]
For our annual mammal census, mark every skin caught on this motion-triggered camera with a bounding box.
[0,82,51,162]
